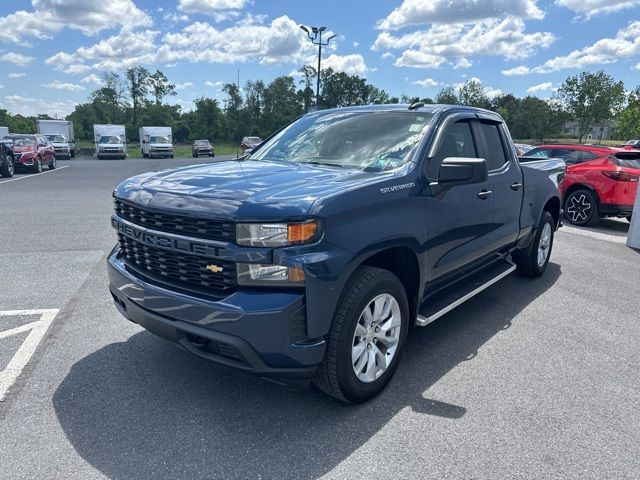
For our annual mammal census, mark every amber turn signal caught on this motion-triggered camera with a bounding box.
[287,221,318,244]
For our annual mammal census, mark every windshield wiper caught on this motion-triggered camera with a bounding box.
[300,161,345,168]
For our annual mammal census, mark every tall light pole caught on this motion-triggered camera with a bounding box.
[300,25,336,108]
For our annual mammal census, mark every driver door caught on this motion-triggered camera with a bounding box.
[422,116,495,287]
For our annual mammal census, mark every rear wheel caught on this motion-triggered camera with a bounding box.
[1,153,14,178]
[313,266,409,403]
[514,211,554,278]
[564,189,599,226]
[33,157,43,173]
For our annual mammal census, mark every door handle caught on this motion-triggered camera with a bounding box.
[511,182,523,191]
[477,190,492,199]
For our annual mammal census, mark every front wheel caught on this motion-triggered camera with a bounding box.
[48,157,56,170]
[1,154,14,178]
[33,157,43,173]
[313,266,409,403]
[564,189,599,226]
[514,211,555,278]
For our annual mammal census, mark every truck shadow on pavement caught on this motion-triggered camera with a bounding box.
[53,263,561,480]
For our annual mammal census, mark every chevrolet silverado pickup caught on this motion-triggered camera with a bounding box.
[108,104,562,403]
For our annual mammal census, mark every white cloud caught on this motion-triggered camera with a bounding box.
[502,65,531,75]
[526,81,553,93]
[453,58,472,69]
[377,0,544,30]
[381,52,394,60]
[8,73,26,79]
[555,0,640,19]
[413,78,441,88]
[41,80,86,91]
[454,76,502,99]
[3,94,77,117]
[321,54,369,75]
[0,0,151,45]
[505,21,640,74]
[178,0,249,11]
[64,64,92,74]
[353,41,359,47]
[635,62,640,70]
[175,81,193,90]
[0,85,4,89]
[164,11,190,23]
[204,80,224,87]
[80,74,103,85]
[0,53,35,66]
[372,18,555,68]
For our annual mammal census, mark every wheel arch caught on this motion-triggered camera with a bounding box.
[562,183,600,209]
[359,246,421,327]
[543,195,561,228]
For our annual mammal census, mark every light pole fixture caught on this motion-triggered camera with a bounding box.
[300,24,336,108]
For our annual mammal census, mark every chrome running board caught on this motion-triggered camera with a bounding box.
[416,260,516,327]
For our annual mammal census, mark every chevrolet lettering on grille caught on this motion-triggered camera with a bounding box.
[111,217,223,257]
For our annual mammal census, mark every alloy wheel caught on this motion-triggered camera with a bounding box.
[537,222,552,267]
[566,193,591,223]
[351,293,402,383]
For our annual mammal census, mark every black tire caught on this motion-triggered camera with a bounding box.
[627,215,632,223]
[192,152,197,158]
[97,155,102,160]
[33,157,43,173]
[70,150,75,158]
[211,152,215,157]
[48,156,56,170]
[170,154,174,159]
[313,266,409,403]
[1,153,14,178]
[564,189,599,226]
[513,211,555,278]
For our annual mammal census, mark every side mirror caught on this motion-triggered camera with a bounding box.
[438,157,488,186]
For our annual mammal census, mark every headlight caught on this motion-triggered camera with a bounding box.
[236,221,319,247]
[237,263,305,286]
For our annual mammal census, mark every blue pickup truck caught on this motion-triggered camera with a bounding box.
[108,104,562,403]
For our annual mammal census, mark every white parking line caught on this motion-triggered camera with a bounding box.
[0,309,59,401]
[0,165,69,185]
[559,225,628,245]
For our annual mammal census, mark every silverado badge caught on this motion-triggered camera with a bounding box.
[205,264,224,273]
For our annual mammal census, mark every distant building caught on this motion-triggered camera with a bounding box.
[563,120,616,141]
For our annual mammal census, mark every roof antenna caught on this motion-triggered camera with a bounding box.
[409,101,425,110]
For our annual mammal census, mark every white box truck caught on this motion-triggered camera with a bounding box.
[0,127,9,138]
[94,124,127,160]
[36,119,75,158]
[139,126,174,158]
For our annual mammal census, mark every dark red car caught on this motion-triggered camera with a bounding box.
[4,134,56,173]
[525,144,639,226]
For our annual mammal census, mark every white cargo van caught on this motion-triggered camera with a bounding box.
[139,126,174,158]
[37,119,76,158]
[0,127,9,138]
[94,124,127,160]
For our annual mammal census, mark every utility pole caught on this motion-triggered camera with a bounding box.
[299,25,336,109]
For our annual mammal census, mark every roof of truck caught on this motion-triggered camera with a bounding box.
[310,104,497,116]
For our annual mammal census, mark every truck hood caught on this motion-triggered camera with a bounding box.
[114,159,387,220]
[51,142,69,148]
[99,143,125,148]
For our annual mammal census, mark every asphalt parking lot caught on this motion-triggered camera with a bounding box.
[1,157,639,479]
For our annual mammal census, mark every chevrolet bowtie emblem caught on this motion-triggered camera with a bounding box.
[205,264,223,273]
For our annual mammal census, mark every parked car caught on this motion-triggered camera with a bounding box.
[44,134,72,160]
[3,134,55,172]
[0,141,15,178]
[623,140,640,149]
[241,136,262,154]
[526,144,639,225]
[192,139,214,157]
[514,143,535,156]
[108,104,561,403]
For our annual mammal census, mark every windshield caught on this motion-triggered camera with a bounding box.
[12,138,34,147]
[98,135,122,144]
[625,140,638,145]
[46,134,67,143]
[250,111,434,171]
[150,136,170,144]
[195,140,210,146]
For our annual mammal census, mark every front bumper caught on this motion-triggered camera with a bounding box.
[98,151,126,158]
[107,248,325,388]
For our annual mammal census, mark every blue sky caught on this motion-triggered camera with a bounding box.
[1,0,639,117]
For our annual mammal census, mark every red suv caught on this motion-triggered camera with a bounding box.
[525,144,639,226]
[3,134,56,173]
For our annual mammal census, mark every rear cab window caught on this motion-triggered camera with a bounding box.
[478,122,508,171]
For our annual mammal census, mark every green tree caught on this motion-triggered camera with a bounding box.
[557,70,625,143]
[434,86,458,105]
[125,66,150,125]
[457,79,490,108]
[262,76,303,133]
[146,70,176,105]
[510,96,565,141]
[297,65,317,112]
[222,83,243,142]
[319,68,390,108]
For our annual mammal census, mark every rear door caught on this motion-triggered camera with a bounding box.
[474,120,523,249]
